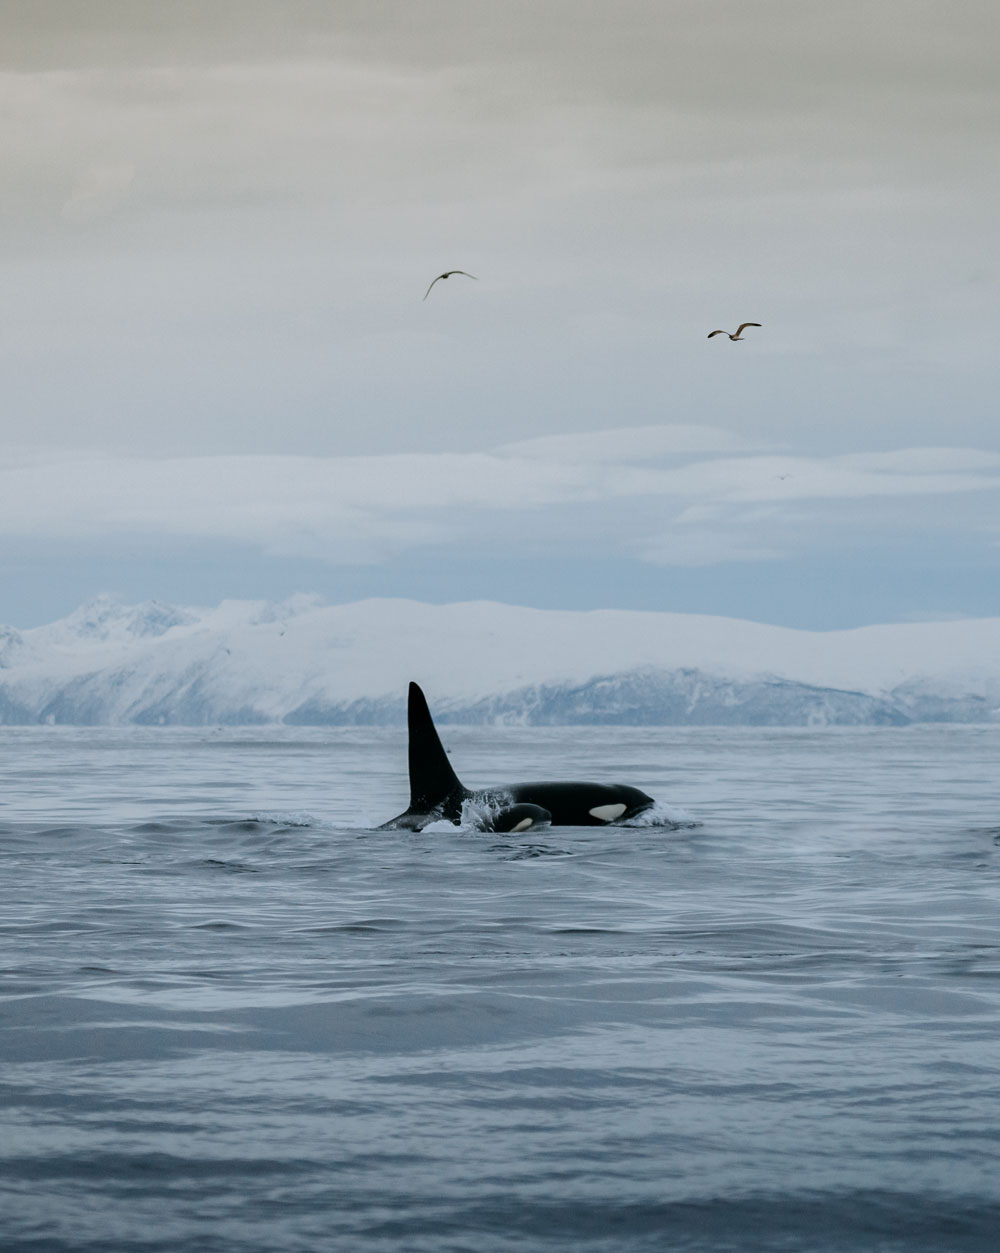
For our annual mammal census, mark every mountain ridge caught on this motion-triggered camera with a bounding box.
[0,595,997,726]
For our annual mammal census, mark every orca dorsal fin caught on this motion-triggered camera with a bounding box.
[407,682,465,815]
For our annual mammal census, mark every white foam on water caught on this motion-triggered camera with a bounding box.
[248,810,319,827]
[621,801,701,828]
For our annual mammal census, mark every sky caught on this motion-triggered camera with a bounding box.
[1,0,999,629]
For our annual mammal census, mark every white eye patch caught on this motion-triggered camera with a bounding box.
[588,803,626,823]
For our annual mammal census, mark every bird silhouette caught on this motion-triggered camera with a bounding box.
[707,323,761,341]
[423,270,478,300]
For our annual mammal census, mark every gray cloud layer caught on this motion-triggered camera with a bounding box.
[1,429,996,572]
[1,3,998,624]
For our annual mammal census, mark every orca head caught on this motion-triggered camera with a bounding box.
[503,780,655,826]
[481,802,552,834]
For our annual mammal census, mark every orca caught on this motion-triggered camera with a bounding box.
[487,803,553,834]
[379,682,656,832]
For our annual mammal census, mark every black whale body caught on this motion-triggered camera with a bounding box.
[379,682,656,832]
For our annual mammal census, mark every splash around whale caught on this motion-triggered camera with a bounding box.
[379,682,661,833]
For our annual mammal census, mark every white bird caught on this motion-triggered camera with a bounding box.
[707,322,761,341]
[423,270,478,300]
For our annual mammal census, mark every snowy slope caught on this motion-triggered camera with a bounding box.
[0,595,997,725]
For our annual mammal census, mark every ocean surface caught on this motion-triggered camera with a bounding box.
[2,723,1000,1252]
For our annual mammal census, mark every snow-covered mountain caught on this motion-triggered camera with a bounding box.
[0,595,997,726]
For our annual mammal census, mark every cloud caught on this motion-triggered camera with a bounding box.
[494,423,757,462]
[1,433,998,570]
[833,448,1000,474]
[1,3,998,475]
[61,163,135,223]
[678,454,1000,505]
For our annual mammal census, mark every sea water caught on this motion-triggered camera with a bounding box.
[2,723,999,1252]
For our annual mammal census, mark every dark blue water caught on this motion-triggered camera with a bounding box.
[2,724,1000,1251]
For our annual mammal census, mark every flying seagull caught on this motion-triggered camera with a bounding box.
[423,270,478,300]
[707,323,761,341]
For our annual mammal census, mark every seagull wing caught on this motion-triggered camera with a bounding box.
[423,271,478,299]
[735,323,761,335]
[707,330,728,338]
